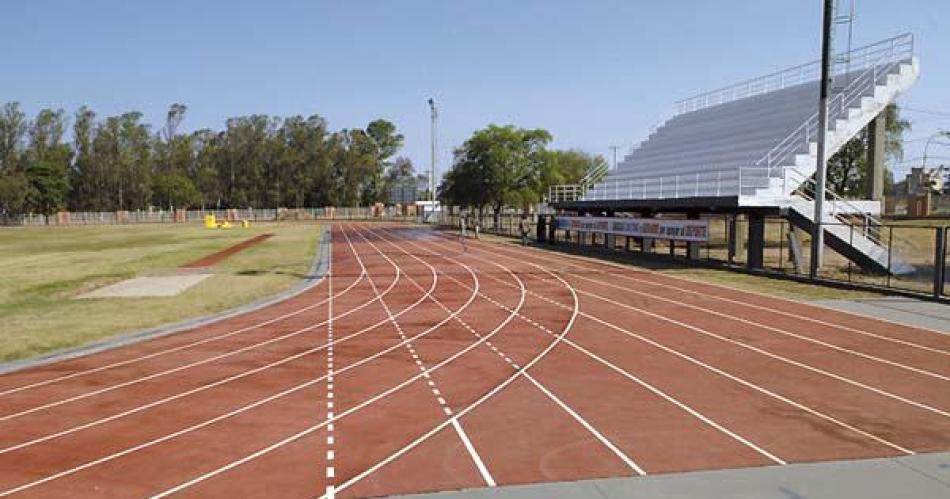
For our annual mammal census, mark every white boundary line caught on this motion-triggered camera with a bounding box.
[420,233,915,456]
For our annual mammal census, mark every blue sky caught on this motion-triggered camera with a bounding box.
[3,0,949,178]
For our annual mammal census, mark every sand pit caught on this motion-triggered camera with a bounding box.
[77,273,211,299]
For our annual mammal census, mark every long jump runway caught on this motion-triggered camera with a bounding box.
[0,224,948,497]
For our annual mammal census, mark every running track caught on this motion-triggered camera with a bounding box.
[0,223,948,498]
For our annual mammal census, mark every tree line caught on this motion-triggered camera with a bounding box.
[0,102,416,216]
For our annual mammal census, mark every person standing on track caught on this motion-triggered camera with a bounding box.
[519,214,531,246]
[459,214,468,251]
[473,216,480,239]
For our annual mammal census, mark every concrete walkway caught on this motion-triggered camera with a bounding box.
[814,296,950,333]
[398,452,950,499]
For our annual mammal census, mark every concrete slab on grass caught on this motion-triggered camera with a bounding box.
[396,452,950,499]
[77,274,212,298]
[814,296,950,333]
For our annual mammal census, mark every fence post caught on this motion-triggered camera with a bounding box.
[934,227,946,298]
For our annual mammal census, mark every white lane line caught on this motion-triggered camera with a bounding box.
[405,236,783,467]
[501,237,950,355]
[523,372,645,474]
[0,236,365,399]
[438,238,915,455]
[344,226,496,488]
[451,419,496,487]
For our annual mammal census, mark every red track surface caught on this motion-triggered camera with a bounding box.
[1,223,948,498]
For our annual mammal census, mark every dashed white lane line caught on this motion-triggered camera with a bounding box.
[347,226,496,488]
[425,237,915,456]
[326,235,337,499]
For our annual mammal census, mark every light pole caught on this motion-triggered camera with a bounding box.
[427,98,438,202]
[810,0,835,278]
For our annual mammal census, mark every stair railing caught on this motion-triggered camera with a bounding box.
[756,34,913,173]
[778,166,888,248]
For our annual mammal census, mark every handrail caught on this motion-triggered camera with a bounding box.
[755,36,912,170]
[673,33,913,117]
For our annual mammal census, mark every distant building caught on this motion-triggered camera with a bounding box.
[905,166,945,195]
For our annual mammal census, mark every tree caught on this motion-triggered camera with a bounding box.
[152,173,201,209]
[827,104,910,197]
[25,160,69,218]
[69,106,98,210]
[0,173,28,217]
[439,125,552,213]
[366,119,403,162]
[0,102,27,173]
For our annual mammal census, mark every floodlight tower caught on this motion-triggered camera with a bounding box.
[427,98,438,202]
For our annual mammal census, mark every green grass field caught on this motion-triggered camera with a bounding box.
[0,222,321,363]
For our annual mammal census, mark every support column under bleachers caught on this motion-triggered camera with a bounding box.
[747,213,765,269]
[867,112,886,201]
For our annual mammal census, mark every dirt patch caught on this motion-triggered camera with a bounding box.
[180,233,274,269]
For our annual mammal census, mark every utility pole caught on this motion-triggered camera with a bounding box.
[609,145,621,170]
[427,98,438,202]
[810,0,835,278]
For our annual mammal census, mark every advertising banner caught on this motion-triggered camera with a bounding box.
[556,216,709,242]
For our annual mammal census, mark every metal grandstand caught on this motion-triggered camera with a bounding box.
[551,33,919,274]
